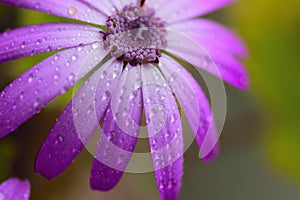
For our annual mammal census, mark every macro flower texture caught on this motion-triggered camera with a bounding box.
[0,178,30,200]
[0,0,248,200]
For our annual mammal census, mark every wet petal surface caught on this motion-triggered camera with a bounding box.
[141,64,183,200]
[165,29,249,89]
[0,23,102,64]
[0,178,30,200]
[159,56,219,162]
[35,60,123,180]
[91,65,143,191]
[169,19,248,58]
[0,42,107,138]
[156,0,234,23]
[0,0,106,25]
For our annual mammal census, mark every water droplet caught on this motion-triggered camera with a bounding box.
[170,113,178,123]
[169,73,177,82]
[167,178,177,189]
[68,6,78,16]
[129,91,137,100]
[36,39,42,46]
[134,78,142,88]
[103,148,110,156]
[34,3,40,9]
[145,98,151,104]
[87,105,93,114]
[58,135,63,142]
[102,91,111,100]
[112,72,118,79]
[28,73,35,83]
[71,55,78,61]
[53,73,59,80]
[117,155,126,164]
[118,137,124,144]
[77,46,83,52]
[92,42,100,49]
[21,41,26,49]
[30,27,36,32]
[206,116,212,122]
[33,98,41,108]
[19,91,24,100]
[159,181,167,190]
[68,73,75,82]
[23,193,29,199]
[107,131,116,140]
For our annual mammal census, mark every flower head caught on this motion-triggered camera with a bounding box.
[0,0,248,200]
[0,178,30,200]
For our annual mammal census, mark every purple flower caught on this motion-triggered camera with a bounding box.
[0,178,30,200]
[0,0,248,199]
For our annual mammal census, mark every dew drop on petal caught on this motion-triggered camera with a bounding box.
[68,73,75,82]
[23,193,29,199]
[34,3,40,9]
[92,42,100,49]
[107,131,116,140]
[53,73,59,80]
[112,72,118,79]
[33,98,41,108]
[19,91,24,100]
[170,113,178,123]
[71,55,78,61]
[167,178,177,190]
[58,135,63,142]
[28,74,34,83]
[68,6,78,16]
[102,91,111,100]
[118,137,124,144]
[21,41,26,49]
[117,155,126,164]
[145,98,151,104]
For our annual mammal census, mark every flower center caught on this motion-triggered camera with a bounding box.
[103,3,167,66]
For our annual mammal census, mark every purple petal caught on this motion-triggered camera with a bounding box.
[79,0,114,16]
[0,178,30,200]
[108,0,135,11]
[35,60,123,180]
[169,19,248,58]
[156,0,234,23]
[0,42,107,138]
[91,65,143,191]
[147,0,169,9]
[0,0,106,25]
[165,29,249,89]
[159,56,219,162]
[141,64,183,200]
[0,23,102,64]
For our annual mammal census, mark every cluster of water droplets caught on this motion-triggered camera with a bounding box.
[0,183,29,200]
[103,3,167,65]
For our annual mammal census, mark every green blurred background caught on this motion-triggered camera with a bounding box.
[0,0,300,199]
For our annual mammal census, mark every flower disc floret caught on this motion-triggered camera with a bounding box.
[103,3,167,66]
